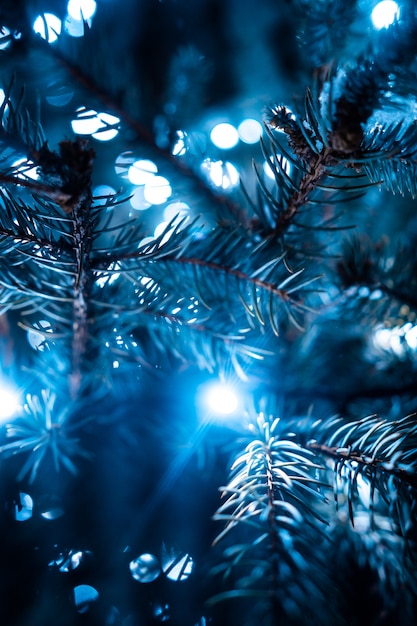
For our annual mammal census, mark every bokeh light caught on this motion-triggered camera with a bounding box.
[0,26,12,50]
[64,14,85,38]
[129,553,161,583]
[238,118,263,144]
[129,187,151,211]
[263,155,291,179]
[144,176,172,205]
[14,492,33,522]
[128,159,158,185]
[71,108,101,135]
[201,159,239,190]
[0,385,21,421]
[371,1,400,29]
[67,0,97,21]
[33,14,62,43]
[92,112,120,141]
[46,81,74,106]
[201,382,239,415]
[27,320,53,351]
[210,123,239,149]
[12,158,39,180]
[73,584,99,614]
[163,201,190,223]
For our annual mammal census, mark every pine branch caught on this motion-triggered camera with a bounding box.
[36,35,248,223]
[308,442,417,490]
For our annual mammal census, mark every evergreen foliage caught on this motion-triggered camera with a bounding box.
[0,1,417,625]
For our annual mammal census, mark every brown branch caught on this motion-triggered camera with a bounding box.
[93,253,291,301]
[0,172,72,205]
[273,148,332,237]
[308,442,417,490]
[0,225,66,253]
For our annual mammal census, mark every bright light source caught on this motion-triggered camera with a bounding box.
[71,108,101,135]
[92,112,120,141]
[0,26,12,50]
[33,14,62,43]
[406,325,417,349]
[238,118,263,144]
[64,14,85,38]
[210,123,239,150]
[371,1,400,29]
[201,159,239,190]
[130,187,151,211]
[27,319,53,351]
[12,158,39,180]
[14,492,33,522]
[163,201,190,223]
[263,155,291,179]
[0,386,21,421]
[172,130,187,156]
[67,0,97,20]
[144,176,172,205]
[205,383,239,415]
[92,185,116,208]
[128,159,158,185]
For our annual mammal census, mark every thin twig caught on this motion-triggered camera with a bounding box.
[308,442,417,490]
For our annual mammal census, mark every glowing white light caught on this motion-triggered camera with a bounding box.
[15,493,33,522]
[130,187,151,211]
[67,0,97,21]
[27,320,53,351]
[371,1,400,29]
[33,14,62,43]
[128,159,158,185]
[0,386,21,421]
[115,151,135,178]
[12,158,39,180]
[144,176,172,205]
[113,360,120,369]
[406,325,417,350]
[64,14,85,38]
[210,123,239,150]
[238,118,263,144]
[92,185,116,208]
[139,236,155,248]
[71,108,101,135]
[0,26,12,50]
[46,81,74,106]
[205,383,239,415]
[172,130,187,156]
[264,155,291,179]
[91,112,120,141]
[163,201,190,223]
[201,159,239,190]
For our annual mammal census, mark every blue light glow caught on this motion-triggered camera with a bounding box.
[71,108,101,135]
[73,584,99,614]
[210,123,239,149]
[0,26,12,50]
[201,159,239,190]
[67,0,97,21]
[238,118,263,144]
[128,159,158,185]
[144,176,172,205]
[371,1,400,29]
[204,382,239,415]
[0,386,21,421]
[92,112,120,141]
[33,14,62,43]
[14,492,33,522]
